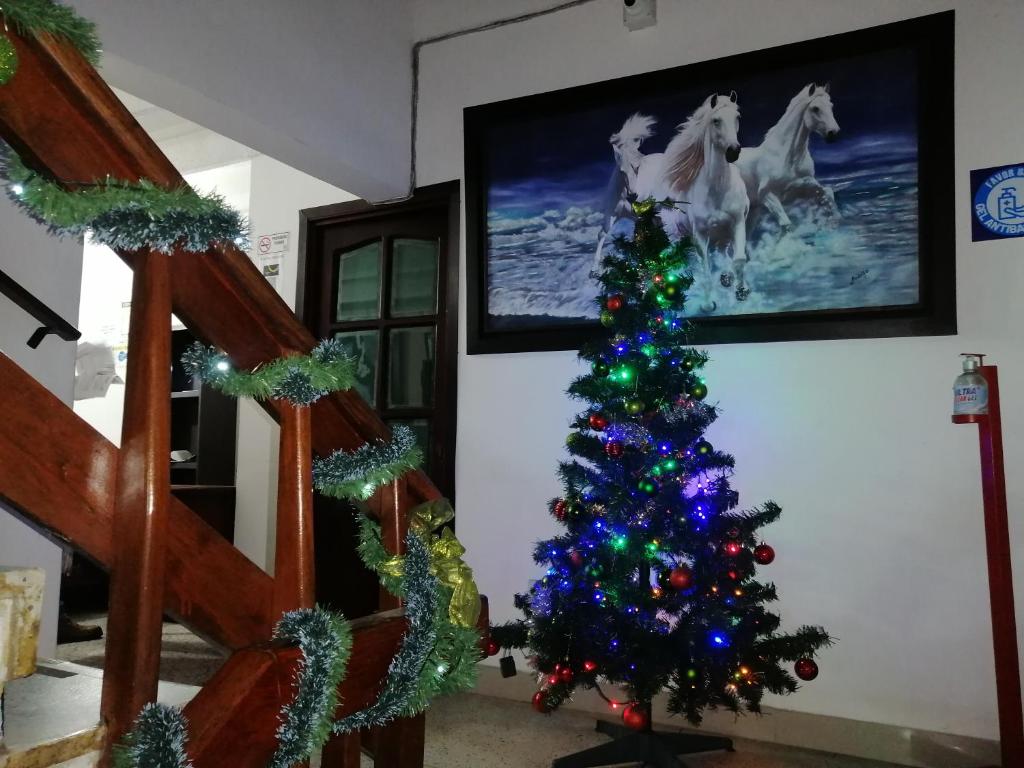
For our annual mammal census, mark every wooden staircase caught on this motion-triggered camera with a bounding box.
[0,26,473,768]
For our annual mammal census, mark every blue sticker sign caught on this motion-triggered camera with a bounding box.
[971,163,1024,241]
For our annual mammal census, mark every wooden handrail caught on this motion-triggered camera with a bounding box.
[0,351,274,649]
[0,29,442,513]
[0,28,455,768]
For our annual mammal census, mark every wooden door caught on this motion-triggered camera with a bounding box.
[298,182,459,617]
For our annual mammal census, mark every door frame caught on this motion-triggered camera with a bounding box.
[296,181,460,500]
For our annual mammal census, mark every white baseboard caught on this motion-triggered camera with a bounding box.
[472,665,1000,767]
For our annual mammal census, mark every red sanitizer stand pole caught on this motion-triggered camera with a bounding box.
[953,362,1024,767]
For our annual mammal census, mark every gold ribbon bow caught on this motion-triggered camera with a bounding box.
[379,499,481,628]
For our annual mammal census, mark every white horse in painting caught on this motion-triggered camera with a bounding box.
[736,82,840,231]
[594,113,657,270]
[633,92,751,302]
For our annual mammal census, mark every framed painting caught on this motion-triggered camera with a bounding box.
[464,11,955,353]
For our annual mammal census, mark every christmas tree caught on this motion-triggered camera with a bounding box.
[492,200,830,756]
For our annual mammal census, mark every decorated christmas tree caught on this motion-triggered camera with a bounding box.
[492,200,830,763]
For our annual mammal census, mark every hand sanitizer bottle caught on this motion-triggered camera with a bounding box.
[953,354,988,416]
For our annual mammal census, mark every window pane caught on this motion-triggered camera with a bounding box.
[387,326,435,408]
[336,242,381,322]
[390,238,438,318]
[334,330,379,406]
[387,418,430,470]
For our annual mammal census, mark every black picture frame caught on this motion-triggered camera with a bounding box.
[464,11,955,354]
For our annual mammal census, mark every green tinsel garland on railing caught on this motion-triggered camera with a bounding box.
[313,424,423,500]
[0,145,248,253]
[354,514,481,717]
[181,339,356,407]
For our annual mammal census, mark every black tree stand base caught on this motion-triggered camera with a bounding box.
[552,717,734,768]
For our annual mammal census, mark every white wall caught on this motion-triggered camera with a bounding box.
[75,160,255,446]
[234,155,355,571]
[71,0,413,202]
[414,0,1024,741]
[0,194,84,659]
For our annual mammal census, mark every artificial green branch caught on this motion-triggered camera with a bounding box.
[1,0,101,64]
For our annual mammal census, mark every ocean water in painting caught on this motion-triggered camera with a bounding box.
[484,47,920,329]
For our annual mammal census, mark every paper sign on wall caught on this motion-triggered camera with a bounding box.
[255,231,290,291]
[256,232,290,256]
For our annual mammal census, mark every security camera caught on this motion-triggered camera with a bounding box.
[623,0,656,31]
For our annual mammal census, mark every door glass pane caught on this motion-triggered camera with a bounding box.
[336,241,381,321]
[334,330,379,406]
[387,326,435,408]
[390,239,438,318]
[387,418,430,470]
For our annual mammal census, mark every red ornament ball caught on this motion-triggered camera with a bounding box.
[723,541,743,557]
[553,499,568,521]
[622,703,650,731]
[605,441,624,458]
[484,638,501,657]
[753,544,776,565]
[559,666,574,683]
[606,294,624,311]
[532,690,551,713]
[582,660,598,673]
[669,566,694,591]
[569,550,585,568]
[794,658,819,681]
[589,413,608,431]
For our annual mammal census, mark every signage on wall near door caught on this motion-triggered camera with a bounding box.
[255,231,291,291]
[971,163,1024,241]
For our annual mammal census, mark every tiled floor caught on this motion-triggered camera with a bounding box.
[37,616,902,767]
[3,658,199,751]
[401,693,903,768]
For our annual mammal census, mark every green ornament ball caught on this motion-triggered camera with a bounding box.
[625,398,645,416]
[695,439,713,456]
[0,34,18,86]
[681,358,696,372]
[690,382,708,401]
[599,309,615,327]
[592,360,610,377]
[663,284,679,298]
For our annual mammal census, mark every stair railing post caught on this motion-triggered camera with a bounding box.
[272,401,316,616]
[100,248,173,762]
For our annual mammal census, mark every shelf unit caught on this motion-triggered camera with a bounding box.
[170,329,238,489]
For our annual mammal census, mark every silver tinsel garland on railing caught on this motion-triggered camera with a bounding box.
[268,609,353,768]
[333,531,439,733]
[113,704,193,768]
[313,424,423,500]
[180,339,356,407]
[0,144,248,254]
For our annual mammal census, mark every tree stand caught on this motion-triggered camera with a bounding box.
[551,705,733,768]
